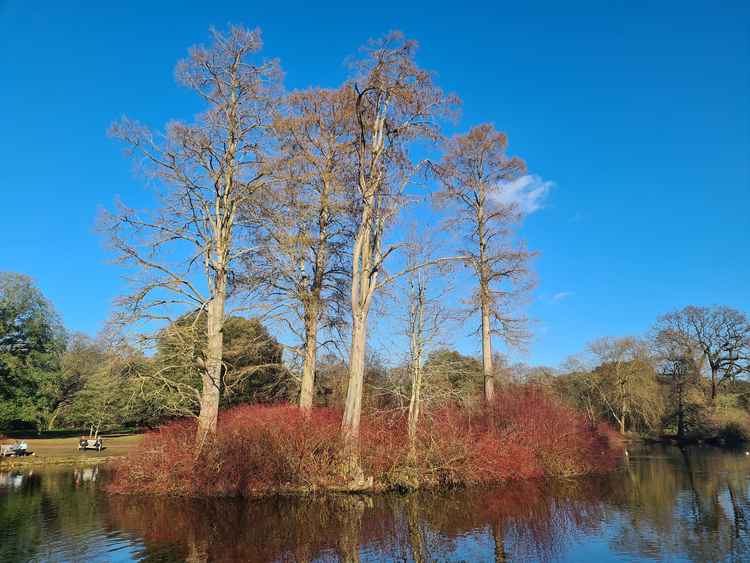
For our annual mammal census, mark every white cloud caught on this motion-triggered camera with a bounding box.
[552,291,573,302]
[492,174,553,214]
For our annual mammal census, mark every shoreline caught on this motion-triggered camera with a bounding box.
[105,461,619,500]
[0,454,124,469]
[105,472,588,500]
[636,434,748,449]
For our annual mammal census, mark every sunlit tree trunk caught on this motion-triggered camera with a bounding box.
[299,184,332,411]
[407,281,425,452]
[407,358,423,453]
[298,180,332,411]
[46,408,62,431]
[478,203,495,403]
[197,278,225,444]
[482,299,495,403]
[299,304,319,410]
[342,313,369,454]
[342,179,376,473]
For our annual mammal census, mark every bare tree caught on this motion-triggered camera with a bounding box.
[433,124,534,403]
[339,32,455,462]
[653,321,709,438]
[588,337,663,434]
[555,356,600,427]
[105,26,281,445]
[400,235,453,452]
[244,87,354,411]
[655,306,750,401]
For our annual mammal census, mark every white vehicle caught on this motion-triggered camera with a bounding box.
[78,425,104,451]
[0,441,32,457]
[78,437,103,451]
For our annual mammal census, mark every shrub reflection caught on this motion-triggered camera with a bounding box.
[101,446,750,562]
[2,446,749,562]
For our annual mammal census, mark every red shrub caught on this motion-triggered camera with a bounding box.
[109,386,621,497]
[109,406,345,496]
[483,386,622,476]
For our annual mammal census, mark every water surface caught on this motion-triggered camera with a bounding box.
[1,444,749,562]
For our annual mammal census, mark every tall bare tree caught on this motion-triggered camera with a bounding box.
[433,124,533,403]
[106,26,281,444]
[245,87,354,411]
[655,306,750,401]
[339,33,455,460]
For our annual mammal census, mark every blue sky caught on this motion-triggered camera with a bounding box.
[1,1,748,366]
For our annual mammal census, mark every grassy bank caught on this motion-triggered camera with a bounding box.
[109,386,623,498]
[0,434,142,468]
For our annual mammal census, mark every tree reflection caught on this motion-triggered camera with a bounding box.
[100,447,750,562]
[0,466,104,562]
[605,445,750,562]
[2,447,749,562]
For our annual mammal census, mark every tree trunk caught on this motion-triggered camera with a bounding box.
[341,207,373,482]
[46,407,62,431]
[482,300,495,403]
[711,366,718,401]
[197,283,225,446]
[619,415,626,435]
[407,360,422,453]
[342,315,367,451]
[299,309,319,411]
[299,177,330,411]
[407,286,424,454]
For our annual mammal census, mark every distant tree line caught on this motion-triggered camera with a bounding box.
[542,305,750,443]
[0,272,284,433]
[3,268,748,450]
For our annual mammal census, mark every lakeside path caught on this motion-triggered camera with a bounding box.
[0,434,142,468]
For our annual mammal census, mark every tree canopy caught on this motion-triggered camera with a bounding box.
[0,273,65,429]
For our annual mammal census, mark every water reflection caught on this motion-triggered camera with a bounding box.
[1,445,749,562]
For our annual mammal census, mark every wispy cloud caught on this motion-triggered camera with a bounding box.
[552,291,573,302]
[492,174,553,215]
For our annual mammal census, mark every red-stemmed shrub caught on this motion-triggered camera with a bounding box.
[109,385,621,497]
[484,386,621,477]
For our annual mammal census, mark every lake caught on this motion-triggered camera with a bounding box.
[1,444,748,562]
